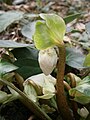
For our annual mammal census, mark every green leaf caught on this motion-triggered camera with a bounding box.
[0,40,30,48]
[3,86,19,104]
[64,13,81,24]
[76,84,90,97]
[0,87,18,104]
[15,58,39,67]
[69,76,90,104]
[16,66,41,80]
[12,47,38,59]
[21,21,36,39]
[0,59,18,76]
[83,53,90,67]
[11,47,41,79]
[34,21,56,50]
[72,76,90,97]
[14,58,41,79]
[69,89,90,104]
[24,13,39,19]
[34,13,66,50]
[78,76,90,86]
[0,11,24,33]
[74,95,90,104]
[40,13,66,42]
[66,47,85,69]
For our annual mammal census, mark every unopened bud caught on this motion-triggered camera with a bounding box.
[38,47,58,75]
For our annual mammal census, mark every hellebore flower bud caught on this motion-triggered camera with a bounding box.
[77,107,89,118]
[38,47,58,75]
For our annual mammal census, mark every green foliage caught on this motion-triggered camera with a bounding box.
[0,40,30,48]
[84,53,90,67]
[0,87,19,104]
[64,13,81,24]
[0,10,90,120]
[11,47,41,79]
[69,76,90,104]
[0,91,10,103]
[0,59,18,76]
[21,21,36,39]
[34,14,66,50]
[40,14,66,43]
[0,11,24,33]
[66,47,85,69]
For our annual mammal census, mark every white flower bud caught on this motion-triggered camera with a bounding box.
[38,47,58,75]
[77,107,89,118]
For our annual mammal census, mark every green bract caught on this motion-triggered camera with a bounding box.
[0,59,18,77]
[69,76,90,104]
[34,14,66,50]
[84,53,90,67]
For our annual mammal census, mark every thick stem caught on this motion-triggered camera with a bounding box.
[56,44,74,120]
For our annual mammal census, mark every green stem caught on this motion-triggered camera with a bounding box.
[56,44,74,120]
[0,79,52,120]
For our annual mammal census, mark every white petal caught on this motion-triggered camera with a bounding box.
[26,73,56,87]
[25,73,56,99]
[38,47,58,75]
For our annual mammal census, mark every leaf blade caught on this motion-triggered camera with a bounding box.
[34,21,56,50]
[64,13,81,24]
[0,59,18,76]
[0,11,24,33]
[0,40,30,48]
[40,13,66,42]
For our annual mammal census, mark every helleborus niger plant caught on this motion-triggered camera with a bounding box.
[0,12,90,120]
[33,13,73,120]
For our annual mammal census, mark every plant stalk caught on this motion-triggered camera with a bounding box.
[0,79,52,120]
[56,44,74,120]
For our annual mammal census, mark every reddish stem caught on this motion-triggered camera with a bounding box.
[56,44,74,120]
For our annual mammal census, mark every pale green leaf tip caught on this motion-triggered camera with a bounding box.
[34,13,66,50]
[39,13,65,24]
[39,13,66,36]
